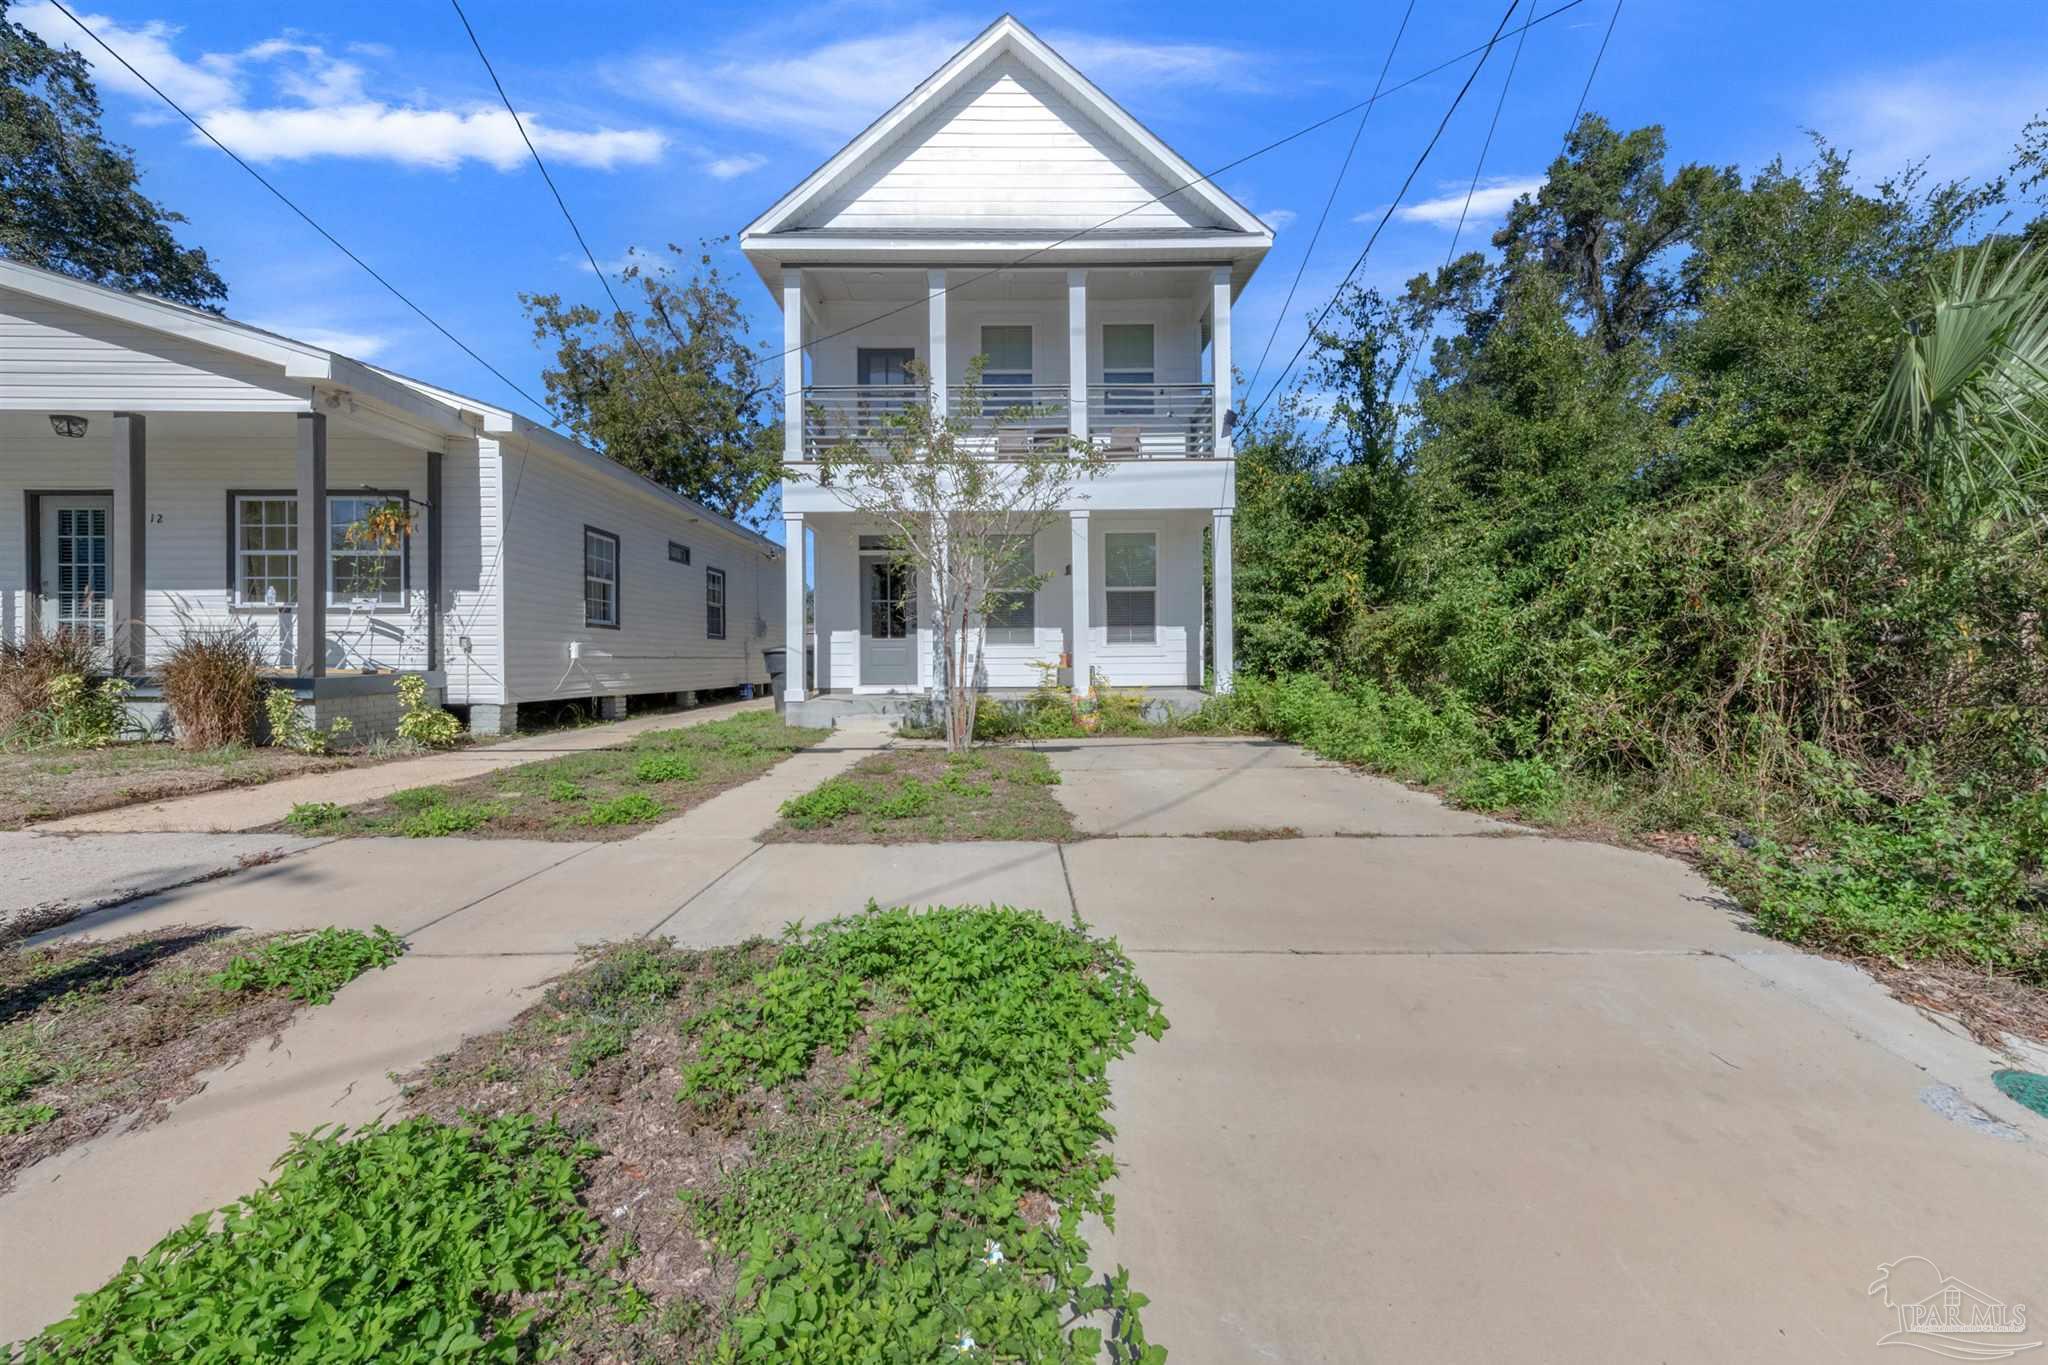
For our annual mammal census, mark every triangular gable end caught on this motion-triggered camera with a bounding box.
[745,15,1269,241]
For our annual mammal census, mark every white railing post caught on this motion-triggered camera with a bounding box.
[783,512,806,704]
[1067,269,1089,441]
[927,269,949,418]
[1211,265,1233,458]
[782,269,803,461]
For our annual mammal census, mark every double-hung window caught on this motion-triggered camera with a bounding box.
[1104,531,1157,645]
[584,527,620,628]
[705,567,727,639]
[328,494,406,606]
[235,495,299,605]
[983,534,1036,644]
[1102,323,1156,416]
[980,325,1033,389]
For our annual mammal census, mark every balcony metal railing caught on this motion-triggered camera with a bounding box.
[800,381,1218,459]
[1088,382,1215,458]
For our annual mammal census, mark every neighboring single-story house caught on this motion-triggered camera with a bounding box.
[0,258,783,738]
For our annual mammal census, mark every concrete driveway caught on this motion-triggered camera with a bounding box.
[7,733,2045,1360]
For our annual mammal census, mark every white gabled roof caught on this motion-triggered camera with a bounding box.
[740,14,1273,249]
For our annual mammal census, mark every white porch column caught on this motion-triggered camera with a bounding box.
[1212,509,1235,693]
[927,268,949,417]
[1069,509,1091,696]
[782,269,804,461]
[1211,265,1233,458]
[783,512,806,703]
[1067,269,1089,440]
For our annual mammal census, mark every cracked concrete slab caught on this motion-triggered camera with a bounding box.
[1042,737,1508,836]
[0,831,323,935]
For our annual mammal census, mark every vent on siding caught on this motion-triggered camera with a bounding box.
[668,541,691,565]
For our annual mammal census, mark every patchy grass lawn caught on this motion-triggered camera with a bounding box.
[765,746,1074,843]
[0,743,357,830]
[277,711,828,842]
[0,924,403,1193]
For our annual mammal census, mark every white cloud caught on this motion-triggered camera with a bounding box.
[703,152,767,180]
[1384,177,1542,229]
[1810,59,2048,183]
[18,3,664,172]
[1258,208,1297,232]
[245,319,390,359]
[619,22,1262,146]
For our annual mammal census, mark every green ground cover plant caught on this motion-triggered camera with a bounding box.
[390,909,1169,1362]
[213,926,406,1004]
[288,711,826,842]
[17,1114,604,1363]
[770,748,1071,843]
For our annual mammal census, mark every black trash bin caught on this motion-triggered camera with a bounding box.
[762,647,788,713]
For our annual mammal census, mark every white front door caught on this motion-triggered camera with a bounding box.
[41,496,113,644]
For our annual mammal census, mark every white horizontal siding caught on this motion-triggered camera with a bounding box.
[499,447,780,704]
[0,289,306,410]
[442,438,502,705]
[804,59,1207,232]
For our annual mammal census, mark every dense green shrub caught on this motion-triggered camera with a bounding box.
[264,688,352,755]
[394,673,462,749]
[0,632,131,749]
[19,1115,599,1363]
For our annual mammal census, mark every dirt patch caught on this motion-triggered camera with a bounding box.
[1208,825,1306,841]
[398,940,807,1360]
[0,743,358,830]
[275,712,827,842]
[0,926,303,1192]
[762,746,1074,844]
[1859,957,2048,1052]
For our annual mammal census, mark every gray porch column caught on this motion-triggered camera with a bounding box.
[109,412,146,670]
[1212,509,1235,693]
[1069,509,1091,696]
[783,511,806,703]
[426,450,444,671]
[296,412,327,677]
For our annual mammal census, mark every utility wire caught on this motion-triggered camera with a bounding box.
[762,0,1592,368]
[43,0,560,428]
[1567,0,1624,138]
[1389,0,1533,413]
[1241,0,1416,403]
[1247,0,1524,421]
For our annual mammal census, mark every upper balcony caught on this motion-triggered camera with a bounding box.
[777,262,1235,465]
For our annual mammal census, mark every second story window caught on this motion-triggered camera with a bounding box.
[980,325,1032,389]
[1102,323,1155,415]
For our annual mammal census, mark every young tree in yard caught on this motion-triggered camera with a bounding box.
[817,365,1106,751]
[522,241,781,527]
[0,0,226,307]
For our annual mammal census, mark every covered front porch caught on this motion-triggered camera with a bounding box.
[777,505,1235,713]
[3,407,450,737]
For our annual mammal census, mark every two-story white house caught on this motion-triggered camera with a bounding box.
[745,15,1269,723]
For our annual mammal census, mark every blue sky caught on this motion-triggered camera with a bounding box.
[18,0,2048,448]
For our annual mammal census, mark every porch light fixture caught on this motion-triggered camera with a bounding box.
[49,414,88,438]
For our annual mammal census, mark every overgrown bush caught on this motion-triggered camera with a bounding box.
[0,631,130,748]
[158,627,265,750]
[393,673,462,749]
[19,1115,600,1362]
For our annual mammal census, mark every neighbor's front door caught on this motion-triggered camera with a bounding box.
[40,496,113,645]
[859,554,916,687]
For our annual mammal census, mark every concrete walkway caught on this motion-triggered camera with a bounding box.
[38,697,770,834]
[7,733,2047,1360]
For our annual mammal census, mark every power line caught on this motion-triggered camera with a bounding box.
[1567,0,1624,138]
[42,0,560,428]
[1389,0,1534,413]
[762,0,1593,368]
[1247,0,1525,421]
[1241,0,1416,403]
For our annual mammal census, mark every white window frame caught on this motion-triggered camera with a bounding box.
[979,324,1033,389]
[983,533,1036,644]
[232,493,300,607]
[705,566,727,640]
[1103,529,1157,646]
[584,526,620,629]
[326,492,409,609]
